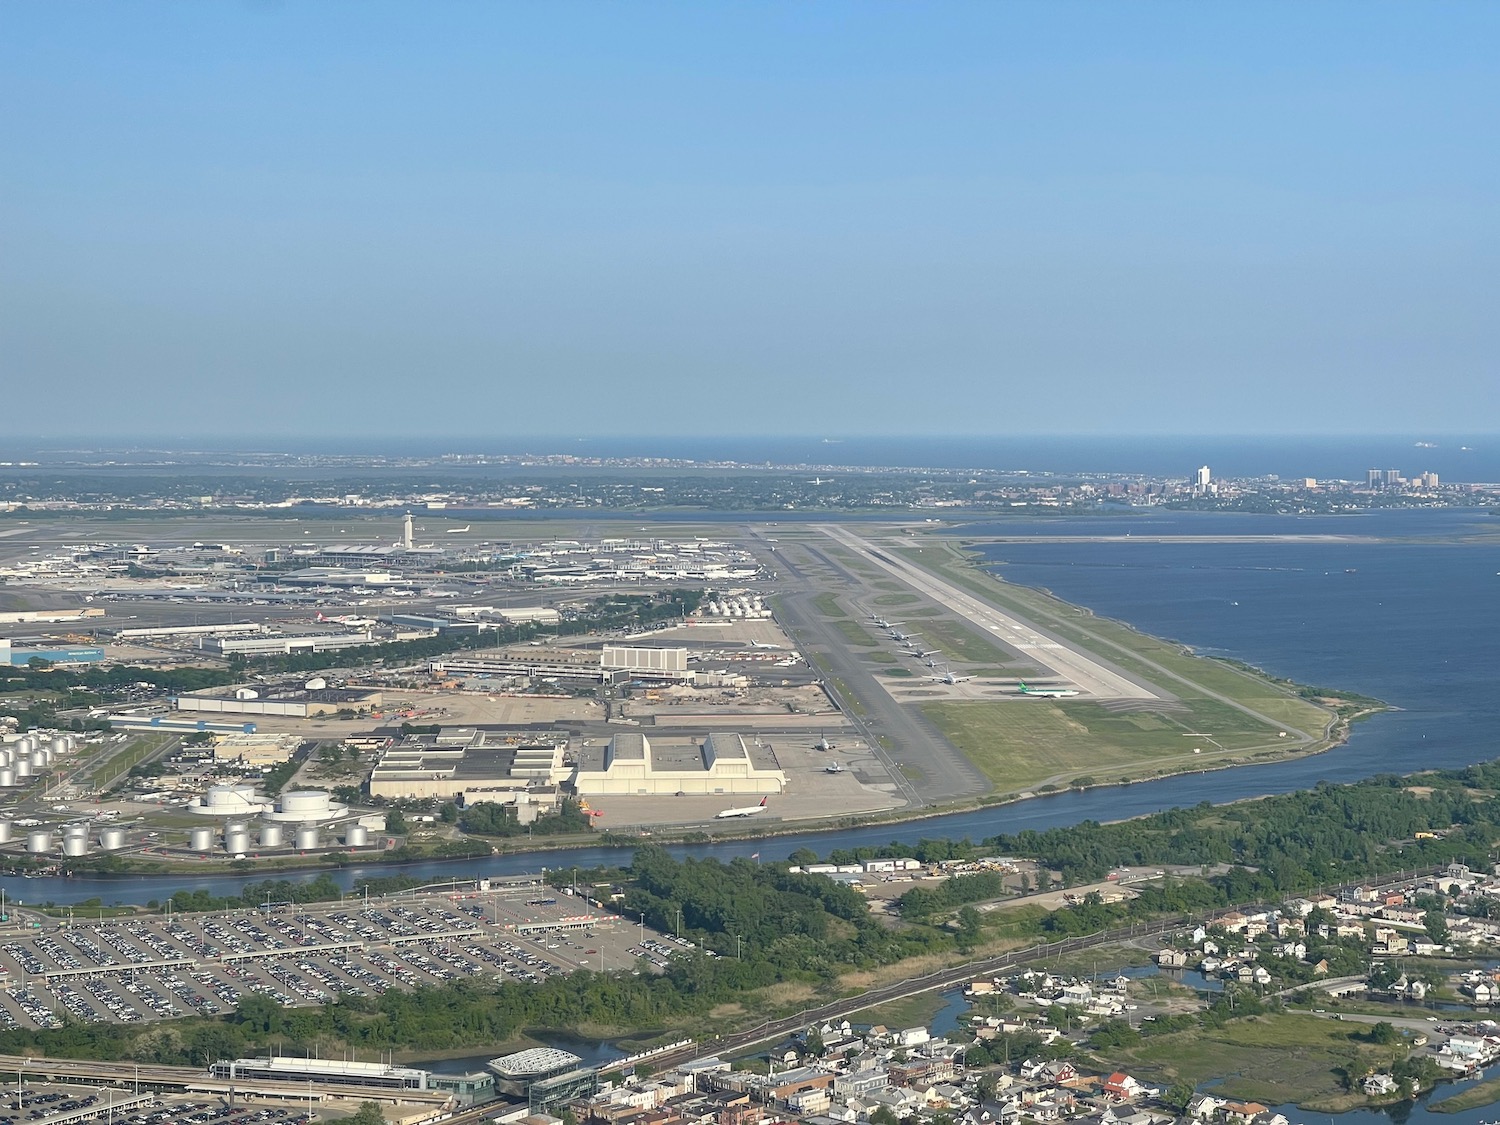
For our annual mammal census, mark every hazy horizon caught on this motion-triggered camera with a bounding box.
[5,3,1497,439]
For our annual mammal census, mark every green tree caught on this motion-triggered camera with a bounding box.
[955,905,982,952]
[1369,1021,1401,1046]
[235,993,283,1034]
[1424,909,1450,945]
[804,1025,826,1058]
[347,1103,384,1125]
[385,809,408,834]
[1163,1083,1197,1113]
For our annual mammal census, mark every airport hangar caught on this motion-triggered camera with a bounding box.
[366,727,786,802]
[367,727,572,803]
[431,644,692,684]
[572,731,785,797]
[175,683,383,718]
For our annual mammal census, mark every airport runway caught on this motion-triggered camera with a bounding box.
[820,525,1163,701]
[761,535,991,806]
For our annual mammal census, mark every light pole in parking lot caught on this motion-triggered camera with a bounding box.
[16,1058,29,1111]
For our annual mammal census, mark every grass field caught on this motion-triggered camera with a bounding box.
[1114,1013,1406,1108]
[832,619,879,646]
[812,592,879,646]
[923,697,1287,792]
[90,734,174,789]
[888,540,1348,792]
[845,992,948,1030]
[1429,1076,1500,1113]
[899,615,1022,666]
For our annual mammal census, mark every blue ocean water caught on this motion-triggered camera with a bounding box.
[964,508,1500,784]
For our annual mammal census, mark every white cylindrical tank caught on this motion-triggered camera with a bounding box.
[63,823,87,840]
[0,769,16,788]
[15,759,32,779]
[225,830,250,855]
[17,736,37,754]
[304,677,327,691]
[0,748,12,768]
[344,824,368,847]
[280,790,332,818]
[202,784,261,813]
[32,749,50,769]
[99,827,128,851]
[259,822,284,848]
[189,827,215,852]
[294,826,319,851]
[0,821,11,843]
[62,835,88,857]
[50,737,68,755]
[26,831,51,854]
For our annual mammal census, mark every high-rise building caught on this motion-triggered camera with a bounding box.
[1383,469,1402,487]
[1194,465,1211,492]
[1366,469,1382,488]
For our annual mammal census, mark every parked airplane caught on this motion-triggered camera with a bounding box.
[446,525,471,534]
[813,733,835,752]
[715,796,769,819]
[824,761,847,774]
[749,641,783,650]
[1017,680,1080,698]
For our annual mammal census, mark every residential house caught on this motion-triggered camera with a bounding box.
[1100,1073,1143,1101]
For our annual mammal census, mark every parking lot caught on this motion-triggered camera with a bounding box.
[0,882,665,1029]
[0,1085,311,1125]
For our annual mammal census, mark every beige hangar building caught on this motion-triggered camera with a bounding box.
[572,732,785,797]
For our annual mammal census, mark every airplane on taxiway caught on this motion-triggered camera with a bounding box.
[715,796,769,819]
[1017,680,1079,698]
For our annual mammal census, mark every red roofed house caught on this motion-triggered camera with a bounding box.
[1101,1073,1142,1101]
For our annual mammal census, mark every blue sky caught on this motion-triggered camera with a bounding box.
[2,2,1497,441]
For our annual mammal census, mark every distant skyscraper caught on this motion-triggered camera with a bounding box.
[1194,465,1211,492]
[1366,468,1382,488]
[1384,469,1402,487]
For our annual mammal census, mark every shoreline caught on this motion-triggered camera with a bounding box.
[46,540,1389,882]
